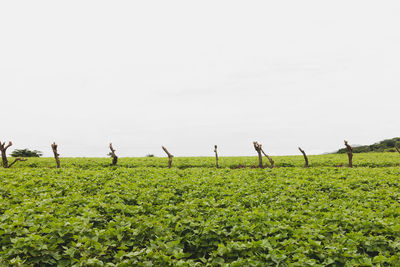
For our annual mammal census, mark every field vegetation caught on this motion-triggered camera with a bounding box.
[336,138,400,154]
[1,153,400,265]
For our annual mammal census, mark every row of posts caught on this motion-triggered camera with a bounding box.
[0,140,361,169]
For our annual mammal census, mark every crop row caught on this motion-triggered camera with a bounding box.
[1,166,400,265]
[4,152,400,169]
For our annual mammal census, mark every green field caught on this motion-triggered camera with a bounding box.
[7,152,400,169]
[1,153,400,266]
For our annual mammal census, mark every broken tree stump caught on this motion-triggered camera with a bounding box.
[344,140,353,168]
[162,146,173,168]
[51,142,61,168]
[214,145,219,168]
[298,147,309,168]
[261,147,275,168]
[109,143,118,166]
[0,141,12,168]
[253,141,263,168]
[0,141,25,168]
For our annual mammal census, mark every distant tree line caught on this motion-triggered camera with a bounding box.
[336,138,400,154]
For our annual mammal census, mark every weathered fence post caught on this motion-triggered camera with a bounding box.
[0,141,12,168]
[253,141,263,168]
[254,141,275,168]
[51,142,61,168]
[0,141,26,168]
[109,143,118,166]
[162,146,173,168]
[344,140,353,168]
[298,147,309,168]
[214,145,219,168]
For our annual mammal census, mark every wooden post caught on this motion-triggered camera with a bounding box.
[214,145,219,168]
[395,146,400,154]
[162,146,173,168]
[261,148,275,168]
[109,143,118,166]
[51,142,60,168]
[253,141,263,168]
[0,141,12,168]
[344,140,353,168]
[298,147,309,168]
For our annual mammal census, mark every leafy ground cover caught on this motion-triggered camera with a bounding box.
[9,152,400,169]
[1,154,400,265]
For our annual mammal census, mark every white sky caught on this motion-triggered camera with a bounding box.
[1,1,399,157]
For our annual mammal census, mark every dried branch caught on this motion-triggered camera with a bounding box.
[261,148,275,168]
[344,140,353,168]
[214,145,219,168]
[109,143,118,166]
[4,141,12,150]
[162,146,173,168]
[51,142,60,168]
[7,158,27,168]
[395,146,400,154]
[298,147,309,168]
[0,141,13,168]
[253,141,263,168]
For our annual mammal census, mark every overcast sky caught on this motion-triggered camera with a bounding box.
[1,1,399,157]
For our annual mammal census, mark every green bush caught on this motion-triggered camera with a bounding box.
[10,149,42,157]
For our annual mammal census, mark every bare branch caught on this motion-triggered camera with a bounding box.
[162,146,173,168]
[4,141,12,150]
[344,140,353,168]
[298,147,309,168]
[261,148,275,168]
[395,146,400,154]
[7,158,27,168]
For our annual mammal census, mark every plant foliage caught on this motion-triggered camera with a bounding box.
[10,149,42,157]
[1,158,400,265]
[337,137,400,153]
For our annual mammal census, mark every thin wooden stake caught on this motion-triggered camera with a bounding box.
[0,141,12,168]
[261,148,275,168]
[344,140,353,168]
[109,143,118,166]
[214,145,219,168]
[162,146,173,168]
[51,142,60,168]
[253,141,263,168]
[298,147,309,168]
